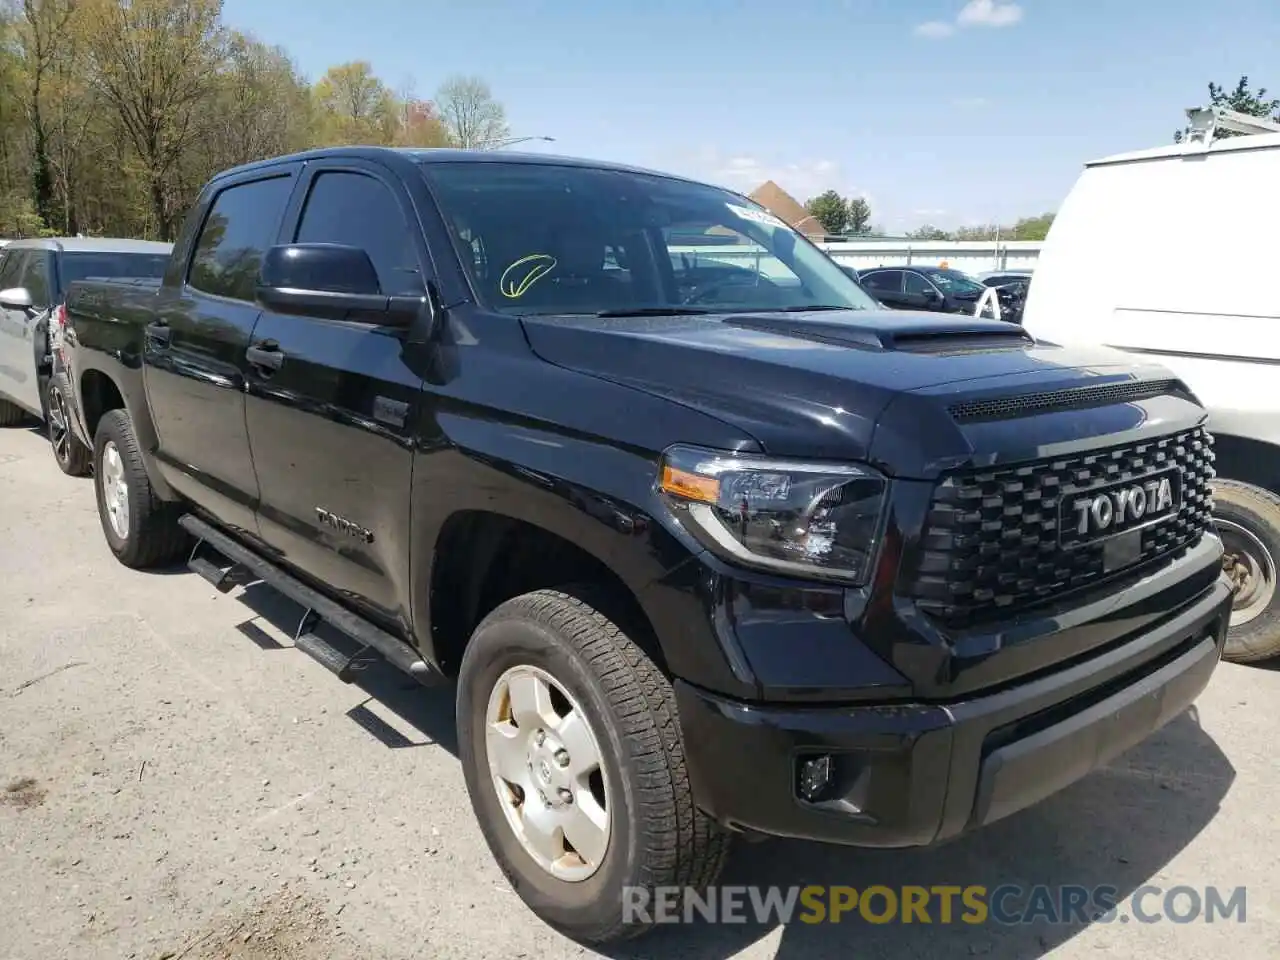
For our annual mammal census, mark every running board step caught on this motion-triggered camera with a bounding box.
[188,539,254,594]
[179,514,443,685]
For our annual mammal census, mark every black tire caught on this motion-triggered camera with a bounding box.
[1213,478,1280,663]
[457,589,731,944]
[46,372,91,476]
[0,398,25,426]
[92,409,189,569]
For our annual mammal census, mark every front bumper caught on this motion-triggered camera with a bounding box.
[677,571,1231,847]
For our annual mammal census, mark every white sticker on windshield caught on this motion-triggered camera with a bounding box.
[726,202,788,229]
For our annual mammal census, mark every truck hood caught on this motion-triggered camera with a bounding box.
[520,309,1179,472]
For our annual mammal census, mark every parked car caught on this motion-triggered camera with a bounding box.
[858,265,987,312]
[978,269,1034,287]
[1021,106,1280,663]
[0,237,171,475]
[61,146,1231,944]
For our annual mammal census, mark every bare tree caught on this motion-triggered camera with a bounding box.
[435,74,508,148]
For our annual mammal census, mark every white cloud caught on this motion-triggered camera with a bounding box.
[914,20,955,38]
[957,0,1023,27]
[915,1,1022,38]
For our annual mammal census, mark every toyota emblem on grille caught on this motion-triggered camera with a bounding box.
[1067,469,1181,544]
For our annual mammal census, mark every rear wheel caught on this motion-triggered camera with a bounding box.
[47,372,91,476]
[457,589,730,943]
[1213,478,1280,663]
[92,409,189,569]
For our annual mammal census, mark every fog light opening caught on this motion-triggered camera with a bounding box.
[797,753,835,803]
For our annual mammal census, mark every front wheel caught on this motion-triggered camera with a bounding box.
[1213,478,1280,663]
[457,589,731,944]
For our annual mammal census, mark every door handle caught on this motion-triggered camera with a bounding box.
[145,321,171,343]
[246,342,284,372]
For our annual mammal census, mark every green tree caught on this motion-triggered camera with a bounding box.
[1175,76,1280,142]
[804,189,848,235]
[312,61,398,145]
[78,0,227,239]
[1011,213,1054,241]
[906,224,952,241]
[845,196,872,235]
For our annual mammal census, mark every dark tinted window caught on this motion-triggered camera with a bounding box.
[0,249,27,291]
[189,176,293,301]
[903,271,934,296]
[862,270,902,293]
[59,252,170,290]
[294,172,422,295]
[16,250,51,306]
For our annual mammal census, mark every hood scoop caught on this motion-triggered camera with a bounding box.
[722,312,1033,354]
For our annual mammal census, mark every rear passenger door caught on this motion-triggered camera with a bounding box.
[862,270,907,308]
[244,158,433,634]
[143,167,300,535]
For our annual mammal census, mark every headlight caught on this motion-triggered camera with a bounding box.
[657,444,889,584]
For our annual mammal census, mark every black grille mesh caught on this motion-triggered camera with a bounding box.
[908,427,1215,627]
[949,379,1186,423]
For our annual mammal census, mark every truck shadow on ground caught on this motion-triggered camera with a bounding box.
[229,580,1235,960]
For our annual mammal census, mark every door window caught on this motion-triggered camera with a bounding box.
[294,171,423,296]
[0,250,26,291]
[903,271,936,296]
[188,175,294,302]
[20,251,51,307]
[863,270,903,293]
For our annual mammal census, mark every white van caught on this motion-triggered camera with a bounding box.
[1022,107,1280,664]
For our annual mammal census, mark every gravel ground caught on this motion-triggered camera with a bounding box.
[1,424,1277,960]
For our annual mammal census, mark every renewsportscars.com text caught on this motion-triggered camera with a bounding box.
[623,884,1247,926]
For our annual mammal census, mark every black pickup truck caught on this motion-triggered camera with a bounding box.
[60,147,1232,943]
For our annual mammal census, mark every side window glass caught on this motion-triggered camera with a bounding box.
[22,251,51,306]
[188,176,294,302]
[294,171,423,296]
[866,270,902,293]
[903,272,933,295]
[0,250,25,290]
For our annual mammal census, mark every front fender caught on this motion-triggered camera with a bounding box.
[407,409,757,697]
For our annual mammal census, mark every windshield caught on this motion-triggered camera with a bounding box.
[920,268,985,296]
[420,161,880,316]
[60,251,170,287]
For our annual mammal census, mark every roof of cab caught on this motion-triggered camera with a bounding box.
[3,237,172,254]
[1088,130,1280,167]
[208,145,709,188]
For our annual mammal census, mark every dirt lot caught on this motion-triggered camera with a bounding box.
[1,425,1277,960]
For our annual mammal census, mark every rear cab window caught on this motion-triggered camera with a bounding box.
[188,175,295,302]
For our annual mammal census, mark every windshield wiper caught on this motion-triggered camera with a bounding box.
[594,306,713,317]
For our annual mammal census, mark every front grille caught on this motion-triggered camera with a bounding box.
[908,427,1216,627]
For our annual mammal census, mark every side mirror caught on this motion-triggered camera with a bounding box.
[0,286,33,310]
[921,287,941,301]
[255,244,426,328]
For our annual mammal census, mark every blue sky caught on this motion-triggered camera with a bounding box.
[221,0,1280,232]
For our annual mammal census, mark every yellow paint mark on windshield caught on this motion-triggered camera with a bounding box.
[500,254,557,298]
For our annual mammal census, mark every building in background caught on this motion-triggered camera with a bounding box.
[747,180,826,239]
